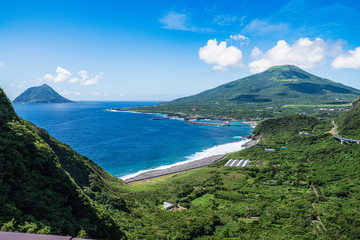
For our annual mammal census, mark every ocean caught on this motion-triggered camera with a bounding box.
[13,101,253,179]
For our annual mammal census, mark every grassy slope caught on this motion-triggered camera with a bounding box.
[127,65,360,119]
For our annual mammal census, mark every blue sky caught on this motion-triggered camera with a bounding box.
[0,0,359,100]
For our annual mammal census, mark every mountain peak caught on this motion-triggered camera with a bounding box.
[143,64,360,118]
[13,84,74,103]
[264,65,303,72]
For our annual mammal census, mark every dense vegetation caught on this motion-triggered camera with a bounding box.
[252,115,319,137]
[337,98,360,138]
[0,88,124,239]
[2,85,360,239]
[115,113,360,239]
[125,65,359,119]
[13,84,74,103]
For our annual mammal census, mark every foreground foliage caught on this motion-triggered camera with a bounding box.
[0,88,124,239]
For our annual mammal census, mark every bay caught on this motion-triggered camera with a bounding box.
[13,102,253,179]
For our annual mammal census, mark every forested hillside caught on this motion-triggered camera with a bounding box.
[124,65,360,118]
[337,97,360,138]
[0,88,124,239]
[13,84,74,103]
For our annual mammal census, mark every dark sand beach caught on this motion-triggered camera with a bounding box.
[124,139,259,183]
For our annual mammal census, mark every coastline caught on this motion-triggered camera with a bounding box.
[123,138,259,183]
[109,108,258,183]
[108,108,259,127]
[123,154,227,183]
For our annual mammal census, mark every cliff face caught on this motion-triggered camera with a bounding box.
[352,97,360,108]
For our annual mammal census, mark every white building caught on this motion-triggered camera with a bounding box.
[163,202,174,210]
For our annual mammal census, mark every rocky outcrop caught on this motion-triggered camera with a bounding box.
[352,97,360,108]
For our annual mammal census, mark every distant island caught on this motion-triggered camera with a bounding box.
[13,84,74,103]
[120,65,360,119]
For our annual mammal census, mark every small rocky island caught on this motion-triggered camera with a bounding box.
[13,84,74,103]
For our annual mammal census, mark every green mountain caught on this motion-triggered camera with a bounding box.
[129,65,360,118]
[13,84,74,103]
[0,87,124,239]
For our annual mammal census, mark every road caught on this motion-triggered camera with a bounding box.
[330,120,360,144]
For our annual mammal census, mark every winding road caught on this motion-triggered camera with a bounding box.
[330,121,360,144]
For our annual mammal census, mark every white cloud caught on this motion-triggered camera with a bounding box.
[59,89,71,95]
[44,66,78,83]
[43,67,102,85]
[78,70,103,86]
[250,47,263,59]
[332,47,360,69]
[249,38,326,73]
[159,11,197,32]
[74,91,81,96]
[228,34,249,46]
[243,19,288,35]
[213,14,238,26]
[199,39,243,71]
[229,34,247,41]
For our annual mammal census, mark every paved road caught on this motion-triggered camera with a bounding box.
[330,120,360,144]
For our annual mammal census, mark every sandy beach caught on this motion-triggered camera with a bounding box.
[124,138,259,183]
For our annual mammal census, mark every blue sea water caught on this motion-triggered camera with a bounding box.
[13,102,253,179]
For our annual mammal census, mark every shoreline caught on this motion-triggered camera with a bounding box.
[123,138,259,183]
[110,108,259,183]
[108,108,258,127]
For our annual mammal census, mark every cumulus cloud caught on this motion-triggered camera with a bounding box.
[249,38,326,73]
[44,66,102,86]
[159,11,197,32]
[44,66,78,83]
[199,39,243,71]
[332,47,360,69]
